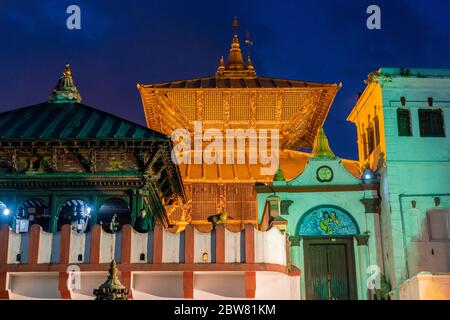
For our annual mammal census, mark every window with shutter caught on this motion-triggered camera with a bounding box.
[397,109,412,136]
[419,109,445,137]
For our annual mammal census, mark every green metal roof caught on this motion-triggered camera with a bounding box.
[0,102,168,141]
[0,64,168,142]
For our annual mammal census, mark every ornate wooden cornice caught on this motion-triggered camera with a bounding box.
[0,175,145,190]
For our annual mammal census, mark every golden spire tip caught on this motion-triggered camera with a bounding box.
[232,16,239,34]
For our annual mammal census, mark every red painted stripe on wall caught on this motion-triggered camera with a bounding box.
[28,224,41,264]
[153,225,163,264]
[184,225,194,264]
[244,224,255,263]
[215,224,225,263]
[183,271,194,299]
[89,224,101,264]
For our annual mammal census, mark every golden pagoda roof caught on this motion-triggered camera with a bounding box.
[139,76,336,89]
[178,150,360,183]
[137,18,341,149]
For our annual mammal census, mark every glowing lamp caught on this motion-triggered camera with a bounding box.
[361,168,375,183]
[3,208,10,216]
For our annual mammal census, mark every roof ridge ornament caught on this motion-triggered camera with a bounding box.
[273,167,286,182]
[312,128,335,159]
[216,17,257,79]
[48,64,82,103]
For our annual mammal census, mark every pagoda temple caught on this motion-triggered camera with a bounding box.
[0,64,185,233]
[0,18,449,301]
[137,18,351,232]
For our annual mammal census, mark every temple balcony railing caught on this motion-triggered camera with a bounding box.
[0,223,298,274]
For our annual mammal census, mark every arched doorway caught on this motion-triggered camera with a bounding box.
[57,199,91,233]
[97,198,131,233]
[15,199,50,233]
[297,206,358,300]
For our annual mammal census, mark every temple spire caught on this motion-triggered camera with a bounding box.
[312,128,335,158]
[216,17,257,79]
[49,64,82,103]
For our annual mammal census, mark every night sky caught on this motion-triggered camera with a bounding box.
[1,0,449,159]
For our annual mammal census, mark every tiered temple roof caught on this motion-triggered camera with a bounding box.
[0,65,186,228]
[137,18,342,150]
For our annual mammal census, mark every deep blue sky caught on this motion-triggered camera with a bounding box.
[1,0,449,159]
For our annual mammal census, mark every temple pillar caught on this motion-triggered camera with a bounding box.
[153,224,163,263]
[355,234,370,300]
[0,272,9,300]
[28,224,41,264]
[89,224,102,264]
[289,236,304,299]
[183,271,194,299]
[121,224,132,264]
[244,224,255,263]
[0,225,10,299]
[184,225,194,264]
[215,224,225,263]
[59,224,72,299]
[245,271,256,298]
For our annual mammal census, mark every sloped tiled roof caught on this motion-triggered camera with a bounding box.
[0,102,168,141]
[140,76,338,89]
[178,149,361,183]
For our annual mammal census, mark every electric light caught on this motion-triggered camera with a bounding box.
[86,207,92,214]
[3,208,10,216]
[361,168,375,183]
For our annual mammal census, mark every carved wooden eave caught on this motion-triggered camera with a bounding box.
[137,84,341,149]
[0,174,146,190]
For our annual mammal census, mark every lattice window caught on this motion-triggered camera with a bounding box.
[230,93,250,121]
[166,91,196,120]
[282,92,308,120]
[226,184,256,221]
[203,92,224,121]
[256,93,276,120]
[397,108,412,136]
[191,184,217,221]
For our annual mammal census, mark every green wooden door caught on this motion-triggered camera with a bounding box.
[305,239,356,300]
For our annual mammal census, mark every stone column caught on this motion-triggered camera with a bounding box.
[355,234,370,300]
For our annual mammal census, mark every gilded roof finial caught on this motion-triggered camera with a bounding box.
[49,64,82,104]
[63,64,72,77]
[312,128,335,159]
[216,17,257,79]
[232,16,239,34]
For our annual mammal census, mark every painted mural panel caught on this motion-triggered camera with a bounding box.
[299,207,358,236]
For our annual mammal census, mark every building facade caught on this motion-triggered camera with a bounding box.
[348,68,450,299]
[0,21,449,300]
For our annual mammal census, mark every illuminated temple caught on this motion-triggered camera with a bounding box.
[0,18,449,300]
[137,17,347,232]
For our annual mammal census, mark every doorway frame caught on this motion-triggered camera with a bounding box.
[303,237,358,300]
